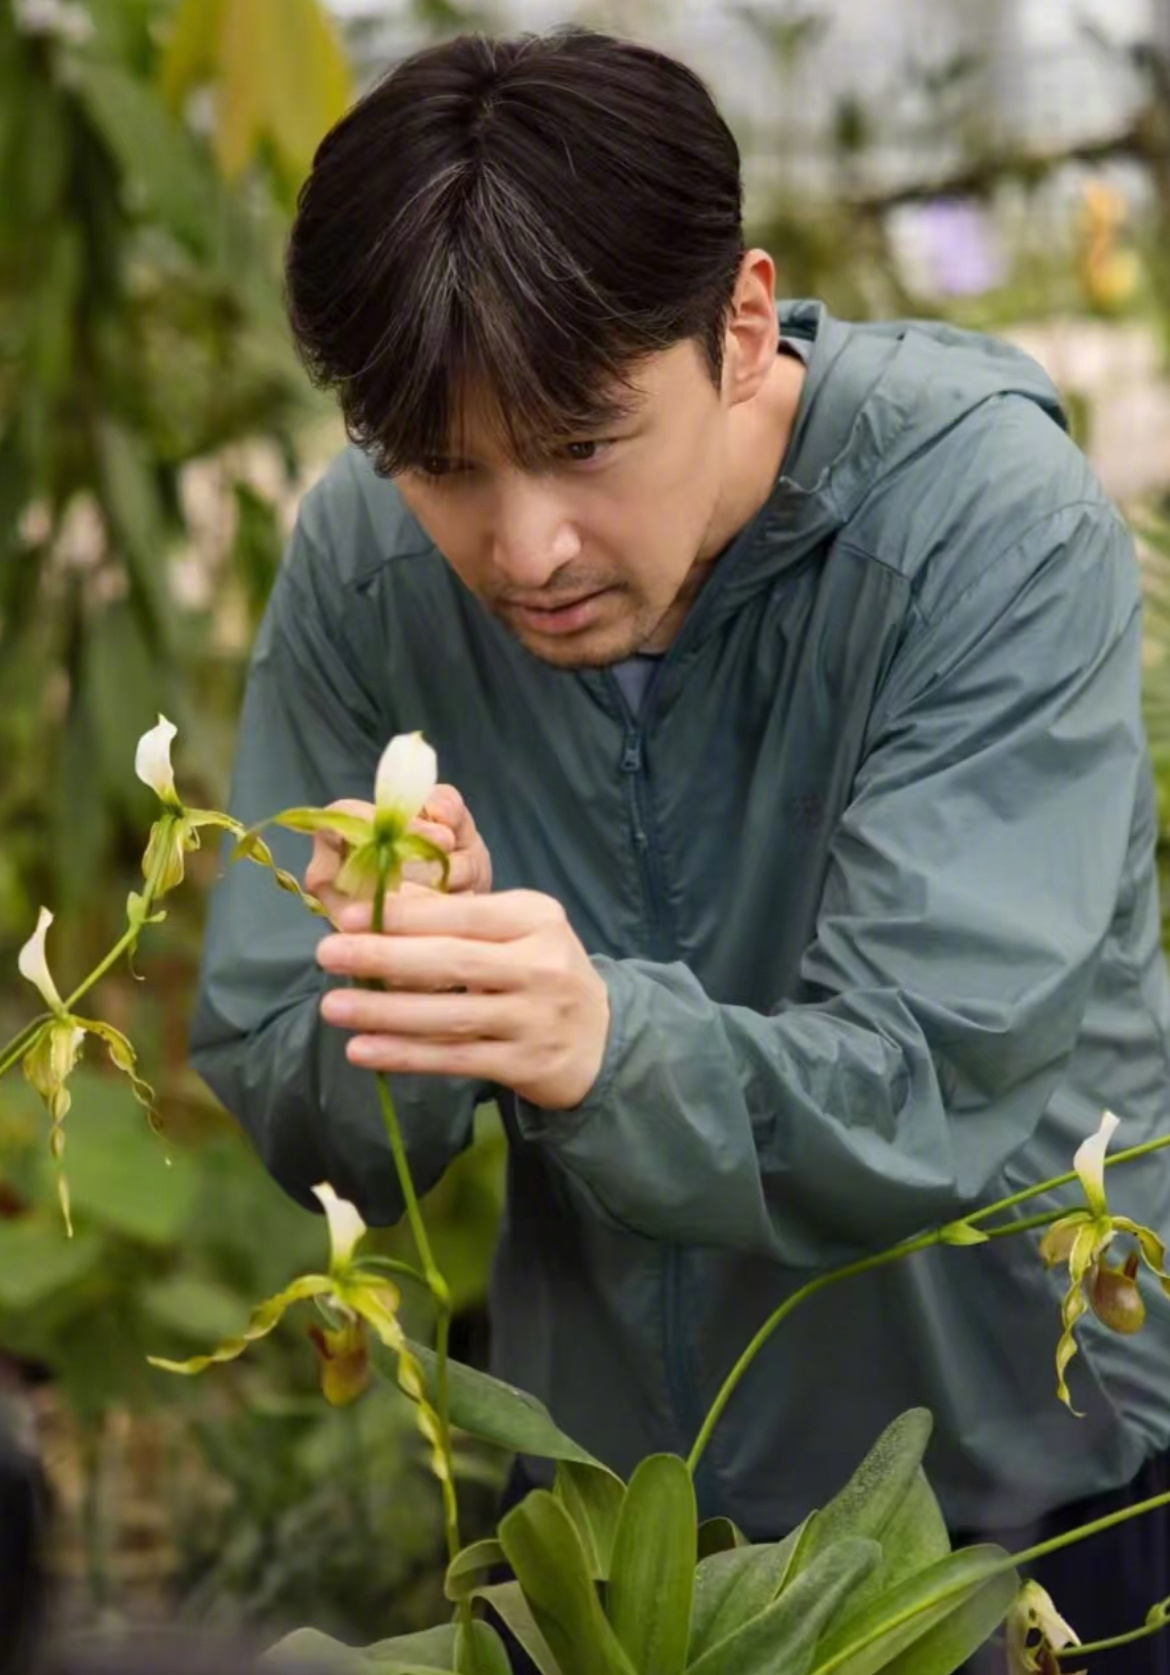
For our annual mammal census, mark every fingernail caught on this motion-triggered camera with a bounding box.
[316,935,342,967]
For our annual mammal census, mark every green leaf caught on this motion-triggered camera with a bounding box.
[872,1470,951,1592]
[472,1583,561,1675]
[0,1219,104,1311]
[554,1459,626,1579]
[497,1490,637,1675]
[263,1624,460,1673]
[794,1411,934,1576]
[455,1620,511,1675]
[687,1538,882,1675]
[606,1454,695,1675]
[140,1272,256,1342]
[75,59,217,255]
[160,0,227,110]
[445,1538,506,1601]
[688,1523,807,1663]
[83,602,162,807]
[35,1069,197,1245]
[876,1572,1018,1675]
[349,1624,460,1672]
[829,1471,952,1642]
[810,1545,1017,1675]
[261,1628,363,1670]
[408,1341,602,1467]
[697,1518,749,1559]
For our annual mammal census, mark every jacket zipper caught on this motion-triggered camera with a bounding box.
[611,684,708,1464]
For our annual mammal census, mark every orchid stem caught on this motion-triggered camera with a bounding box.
[371,867,462,1574]
[688,1134,1170,1478]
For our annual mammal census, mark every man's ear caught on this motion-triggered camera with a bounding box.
[723,249,779,407]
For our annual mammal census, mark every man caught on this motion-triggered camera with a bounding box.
[192,27,1170,1666]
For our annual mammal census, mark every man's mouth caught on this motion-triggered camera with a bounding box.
[507,588,615,636]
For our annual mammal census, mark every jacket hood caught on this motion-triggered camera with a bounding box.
[707,299,1069,622]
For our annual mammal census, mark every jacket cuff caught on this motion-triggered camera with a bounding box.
[514,955,633,1143]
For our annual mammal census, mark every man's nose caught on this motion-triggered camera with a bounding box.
[489,479,581,590]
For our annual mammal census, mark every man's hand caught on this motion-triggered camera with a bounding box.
[304,785,493,927]
[315,890,611,1110]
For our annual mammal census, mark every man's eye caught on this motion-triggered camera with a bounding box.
[562,441,608,463]
[419,458,458,479]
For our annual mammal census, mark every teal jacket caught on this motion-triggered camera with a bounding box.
[192,302,1170,1535]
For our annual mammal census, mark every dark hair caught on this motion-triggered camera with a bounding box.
[285,28,745,475]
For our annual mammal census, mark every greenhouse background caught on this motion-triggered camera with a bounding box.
[1,0,1168,1656]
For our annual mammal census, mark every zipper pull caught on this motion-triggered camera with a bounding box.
[621,736,642,773]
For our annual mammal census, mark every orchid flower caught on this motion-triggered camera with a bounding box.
[17,908,154,1234]
[1006,1581,1084,1675]
[234,730,449,904]
[135,715,321,913]
[149,1184,447,1473]
[1039,1111,1170,1411]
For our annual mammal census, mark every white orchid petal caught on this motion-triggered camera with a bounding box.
[312,1182,367,1269]
[1073,1110,1120,1218]
[135,714,179,805]
[374,732,438,829]
[17,908,64,1011]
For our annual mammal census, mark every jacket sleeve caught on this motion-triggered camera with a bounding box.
[189,516,481,1223]
[519,502,1149,1264]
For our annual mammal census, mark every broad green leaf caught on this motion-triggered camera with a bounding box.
[498,1490,637,1675]
[35,1070,197,1245]
[697,1518,749,1559]
[554,1459,626,1578]
[828,1471,951,1639]
[687,1538,881,1675]
[877,1573,1018,1675]
[872,1470,950,1592]
[409,1342,602,1467]
[445,1538,506,1601]
[140,1273,256,1343]
[795,1411,934,1576]
[810,1545,1017,1675]
[359,1623,459,1671]
[263,1622,460,1673]
[472,1583,561,1675]
[687,1522,807,1663]
[456,1620,511,1675]
[160,0,227,109]
[75,61,216,256]
[607,1454,695,1675]
[0,1220,104,1311]
[261,1628,362,1670]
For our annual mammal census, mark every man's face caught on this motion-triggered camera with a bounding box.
[395,340,733,668]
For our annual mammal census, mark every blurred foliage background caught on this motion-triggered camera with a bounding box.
[0,0,1169,1652]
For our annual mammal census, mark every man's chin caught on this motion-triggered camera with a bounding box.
[510,622,646,670]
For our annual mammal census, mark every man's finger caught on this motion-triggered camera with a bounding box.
[320,987,519,1038]
[345,1034,505,1079]
[421,783,472,838]
[410,818,457,854]
[339,888,560,941]
[317,931,517,990]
